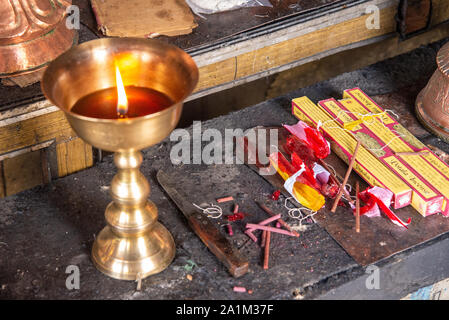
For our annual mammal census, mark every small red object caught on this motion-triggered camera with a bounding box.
[270,190,281,201]
[320,182,340,199]
[226,224,234,236]
[233,286,246,293]
[357,191,377,216]
[226,212,245,222]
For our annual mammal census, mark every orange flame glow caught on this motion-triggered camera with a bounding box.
[115,65,128,116]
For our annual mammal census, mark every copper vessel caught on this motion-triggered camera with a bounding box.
[416,42,449,143]
[0,0,77,83]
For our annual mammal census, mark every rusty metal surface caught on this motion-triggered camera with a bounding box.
[157,170,250,278]
[241,125,449,266]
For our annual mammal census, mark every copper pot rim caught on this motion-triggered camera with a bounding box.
[41,37,199,124]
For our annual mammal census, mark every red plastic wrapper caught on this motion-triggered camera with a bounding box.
[290,152,320,190]
[269,151,325,211]
[356,186,411,228]
[271,190,281,201]
[284,135,317,166]
[274,151,320,191]
[311,162,339,198]
[282,126,338,199]
[358,188,381,218]
[284,121,330,159]
[284,141,339,199]
[321,183,340,199]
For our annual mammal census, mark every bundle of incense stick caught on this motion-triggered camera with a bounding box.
[331,140,361,212]
[245,202,299,269]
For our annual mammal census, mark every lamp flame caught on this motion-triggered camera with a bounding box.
[115,65,128,116]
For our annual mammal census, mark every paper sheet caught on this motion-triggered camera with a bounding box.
[90,0,198,37]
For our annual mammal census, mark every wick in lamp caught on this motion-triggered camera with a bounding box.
[42,38,199,280]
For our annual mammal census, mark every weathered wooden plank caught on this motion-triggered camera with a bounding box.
[235,6,397,79]
[193,0,449,95]
[0,110,73,154]
[267,22,449,98]
[56,138,93,177]
[3,150,44,196]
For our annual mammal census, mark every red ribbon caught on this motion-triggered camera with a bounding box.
[355,189,411,229]
[369,193,411,229]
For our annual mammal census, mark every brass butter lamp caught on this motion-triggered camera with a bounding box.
[41,38,198,280]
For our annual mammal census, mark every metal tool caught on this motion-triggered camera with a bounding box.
[157,170,249,278]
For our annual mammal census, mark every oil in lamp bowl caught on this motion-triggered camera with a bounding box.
[42,37,198,151]
[41,38,198,280]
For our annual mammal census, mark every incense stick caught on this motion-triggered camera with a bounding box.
[247,214,281,233]
[256,202,300,237]
[263,231,271,270]
[261,230,267,247]
[331,140,362,213]
[245,224,297,237]
[244,230,258,242]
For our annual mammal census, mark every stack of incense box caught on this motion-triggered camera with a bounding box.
[292,88,449,217]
